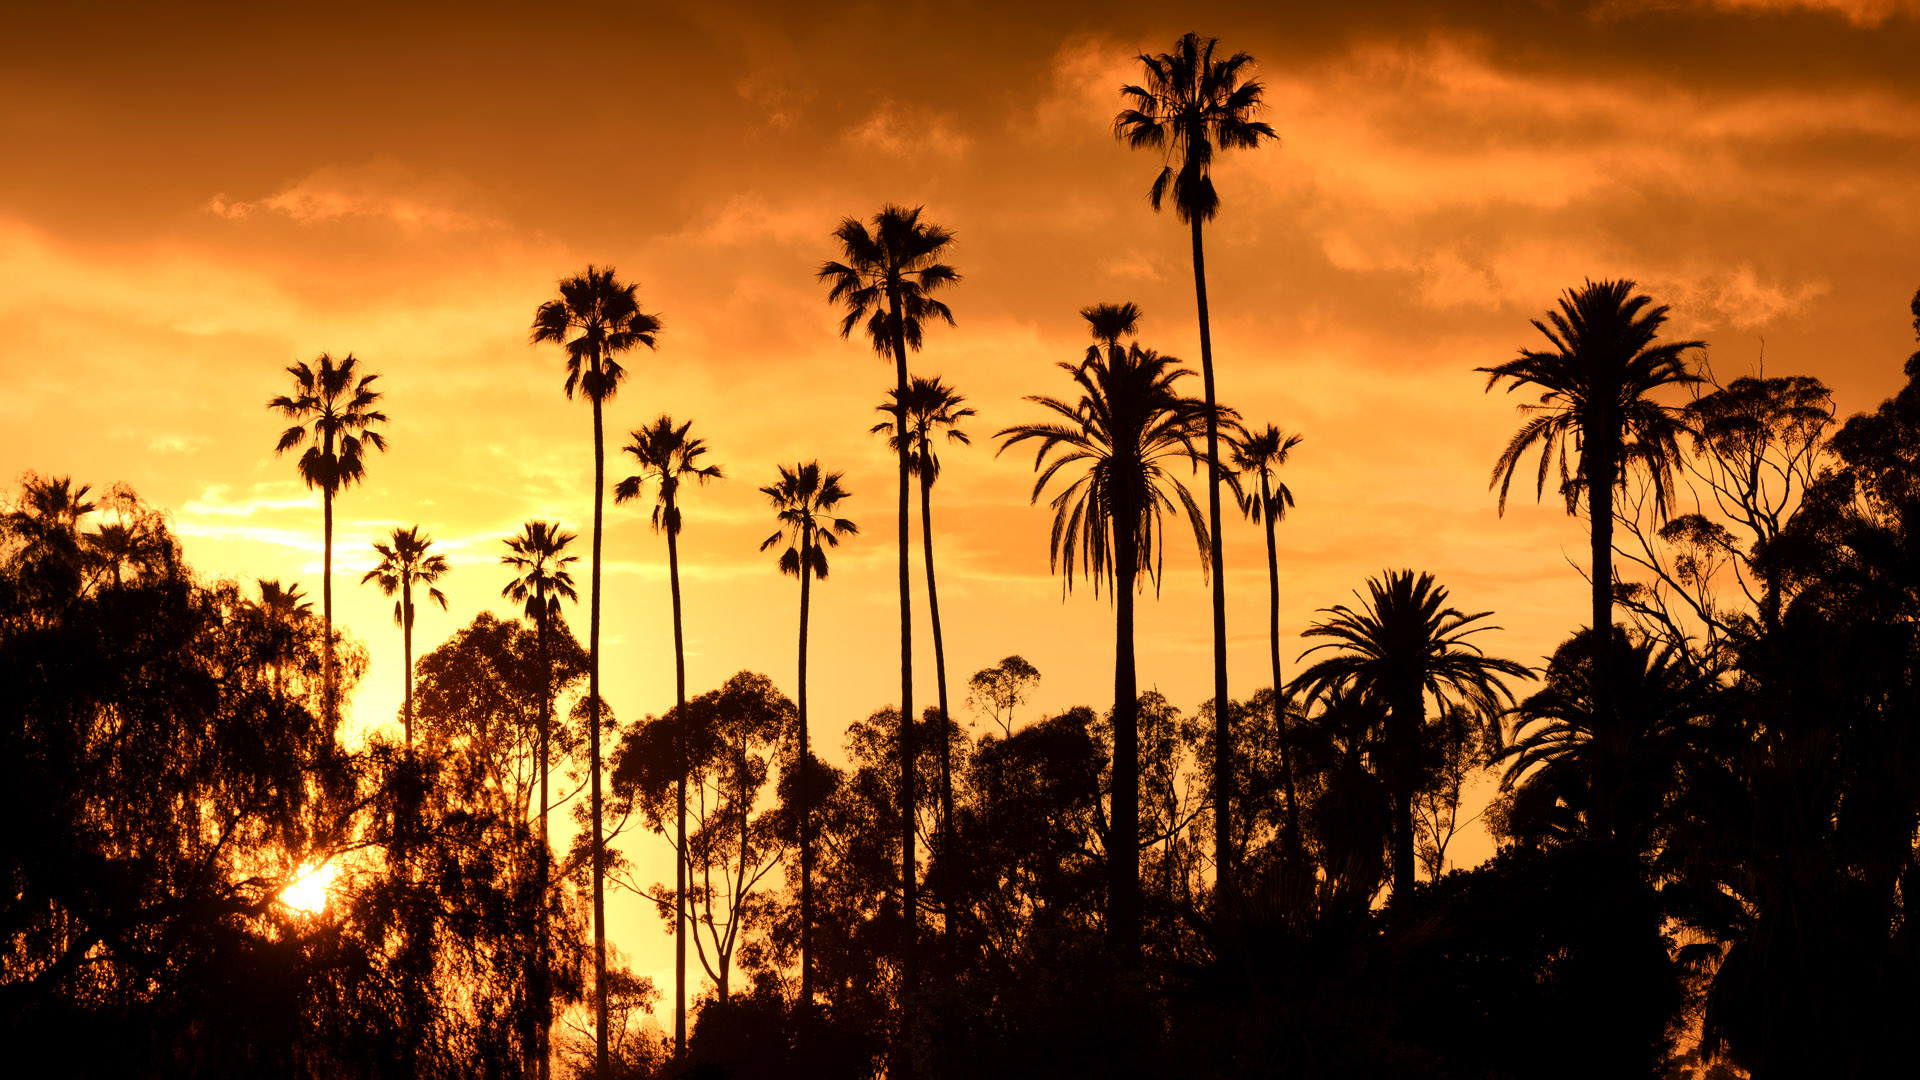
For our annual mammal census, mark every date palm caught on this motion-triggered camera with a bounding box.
[500,520,578,1080]
[269,352,388,728]
[615,415,722,1059]
[872,376,975,902]
[1294,570,1527,899]
[759,461,857,1017]
[1231,424,1305,868]
[530,265,661,1074]
[819,204,958,995]
[996,303,1217,953]
[1117,33,1278,886]
[1479,280,1701,743]
[360,525,450,750]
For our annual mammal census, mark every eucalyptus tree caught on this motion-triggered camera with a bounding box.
[819,204,959,993]
[1117,34,1278,884]
[1480,280,1701,735]
[1294,570,1528,898]
[995,303,1218,953]
[530,265,661,1074]
[269,352,388,726]
[872,376,975,876]
[614,415,722,1058]
[1231,424,1305,866]
[500,520,579,1080]
[758,461,857,1015]
[360,525,450,751]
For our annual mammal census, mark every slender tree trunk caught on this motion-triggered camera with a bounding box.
[1191,217,1233,894]
[798,534,815,1022]
[1263,475,1302,869]
[1391,687,1419,899]
[1589,417,1617,772]
[1111,485,1141,956]
[402,578,413,749]
[589,389,610,1079]
[888,287,918,1055]
[536,590,552,1080]
[667,503,689,1061]
[920,464,956,941]
[322,471,334,731]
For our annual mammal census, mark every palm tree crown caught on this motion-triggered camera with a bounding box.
[254,579,313,622]
[362,526,451,630]
[871,376,975,483]
[1114,32,1278,224]
[818,206,960,361]
[759,463,859,580]
[614,415,725,532]
[269,353,389,494]
[500,522,579,625]
[1231,424,1303,526]
[529,265,662,403]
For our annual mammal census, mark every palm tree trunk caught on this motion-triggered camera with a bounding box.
[1263,476,1302,869]
[1391,688,1418,898]
[322,481,334,730]
[667,503,689,1061]
[536,591,552,1080]
[1191,216,1233,893]
[402,579,413,749]
[1111,488,1142,956]
[1590,424,1616,762]
[798,534,815,1023]
[920,465,956,941]
[888,289,918,1043]
[589,391,610,1080]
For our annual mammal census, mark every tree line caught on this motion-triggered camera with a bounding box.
[7,28,1920,1080]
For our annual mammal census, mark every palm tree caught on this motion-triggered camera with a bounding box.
[269,353,389,728]
[614,416,722,1059]
[1231,424,1305,868]
[360,526,450,750]
[1479,279,1701,743]
[252,579,313,699]
[758,462,857,1017]
[871,376,975,905]
[1117,34,1278,887]
[530,265,660,1074]
[500,520,578,1080]
[1294,570,1528,899]
[819,204,959,994]
[996,303,1216,953]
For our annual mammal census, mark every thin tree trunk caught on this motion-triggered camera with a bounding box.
[920,464,955,941]
[888,287,918,1055]
[798,533,814,1022]
[402,578,413,749]
[1111,485,1141,956]
[322,454,334,731]
[589,389,609,1079]
[1263,475,1302,869]
[1590,423,1616,793]
[1191,216,1233,894]
[1391,687,1418,899]
[536,589,552,1080]
[667,502,689,1061]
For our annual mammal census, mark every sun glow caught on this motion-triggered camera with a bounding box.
[281,861,337,915]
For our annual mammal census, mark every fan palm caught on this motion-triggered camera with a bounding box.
[872,376,975,905]
[530,264,661,1074]
[251,578,312,699]
[1479,279,1701,745]
[500,520,578,1080]
[1231,424,1305,867]
[360,526,450,750]
[1117,33,1278,886]
[819,204,959,992]
[1294,570,1528,899]
[615,416,722,1057]
[996,303,1218,953]
[269,352,388,728]
[758,461,857,1015]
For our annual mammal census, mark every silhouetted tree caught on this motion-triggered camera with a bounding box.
[531,265,661,1074]
[269,352,388,729]
[965,655,1041,738]
[820,205,960,1012]
[1230,423,1305,868]
[361,525,451,751]
[1117,34,1278,886]
[614,414,722,1060]
[997,303,1218,953]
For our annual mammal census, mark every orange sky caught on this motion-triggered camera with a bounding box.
[5,0,1919,1006]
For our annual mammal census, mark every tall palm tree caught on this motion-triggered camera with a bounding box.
[500,520,578,1080]
[1117,34,1278,886]
[819,204,959,995]
[360,526,451,750]
[1293,570,1527,899]
[530,265,661,1074]
[1479,280,1701,743]
[614,416,722,1059]
[871,376,975,901]
[758,462,857,1017]
[269,353,388,728]
[996,303,1216,953]
[1231,424,1305,868]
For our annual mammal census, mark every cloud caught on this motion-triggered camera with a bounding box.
[205,160,497,232]
[846,102,970,158]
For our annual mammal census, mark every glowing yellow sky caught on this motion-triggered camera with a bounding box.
[6,0,1919,1003]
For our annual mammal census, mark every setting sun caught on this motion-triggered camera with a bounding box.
[280,862,337,916]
